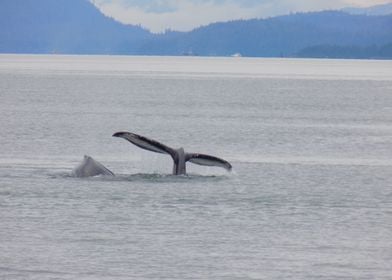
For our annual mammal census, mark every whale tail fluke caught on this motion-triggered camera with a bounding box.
[113,131,232,175]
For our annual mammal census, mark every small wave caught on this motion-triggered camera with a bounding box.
[236,156,392,167]
[66,172,231,183]
[0,163,233,182]
[0,266,72,277]
[0,191,12,196]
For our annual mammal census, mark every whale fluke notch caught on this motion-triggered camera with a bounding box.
[113,131,232,175]
[72,155,114,178]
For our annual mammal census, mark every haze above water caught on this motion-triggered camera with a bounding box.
[0,55,391,279]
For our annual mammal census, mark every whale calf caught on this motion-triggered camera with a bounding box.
[113,131,232,175]
[72,155,114,177]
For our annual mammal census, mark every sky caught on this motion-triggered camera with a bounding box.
[91,0,392,32]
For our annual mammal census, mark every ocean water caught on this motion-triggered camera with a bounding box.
[0,55,391,279]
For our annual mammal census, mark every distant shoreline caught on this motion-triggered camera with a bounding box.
[0,52,391,61]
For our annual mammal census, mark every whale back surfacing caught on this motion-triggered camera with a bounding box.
[72,155,114,178]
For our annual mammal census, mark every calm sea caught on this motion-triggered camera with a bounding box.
[1,55,392,279]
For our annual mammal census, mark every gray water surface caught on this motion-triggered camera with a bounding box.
[1,55,392,279]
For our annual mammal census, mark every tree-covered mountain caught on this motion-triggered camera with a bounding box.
[0,0,391,59]
[140,11,392,57]
[0,0,150,54]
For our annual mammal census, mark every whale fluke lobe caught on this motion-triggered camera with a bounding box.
[113,131,232,175]
[72,155,114,177]
[112,132,175,156]
[186,153,232,171]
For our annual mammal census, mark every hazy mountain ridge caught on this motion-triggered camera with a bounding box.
[0,0,391,58]
[342,3,392,16]
[0,0,150,54]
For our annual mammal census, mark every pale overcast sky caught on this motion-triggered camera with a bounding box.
[91,0,392,32]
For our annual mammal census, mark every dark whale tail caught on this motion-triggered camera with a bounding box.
[113,131,232,175]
